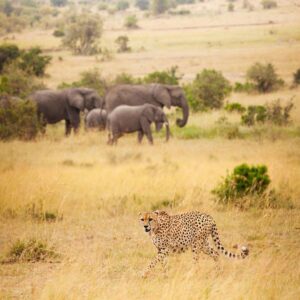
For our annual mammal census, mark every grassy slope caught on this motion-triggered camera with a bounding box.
[1,0,300,299]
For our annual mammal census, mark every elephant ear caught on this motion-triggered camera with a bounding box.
[143,105,156,122]
[67,89,85,111]
[153,84,171,109]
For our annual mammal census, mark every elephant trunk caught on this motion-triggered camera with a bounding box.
[165,122,170,142]
[176,95,189,127]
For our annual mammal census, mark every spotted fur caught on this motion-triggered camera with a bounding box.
[139,210,249,277]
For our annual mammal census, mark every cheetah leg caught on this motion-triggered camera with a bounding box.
[142,250,168,278]
[201,240,219,262]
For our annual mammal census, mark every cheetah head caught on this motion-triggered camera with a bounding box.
[139,211,169,234]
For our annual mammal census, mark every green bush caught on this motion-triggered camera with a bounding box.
[0,63,46,97]
[224,102,246,113]
[19,47,51,77]
[0,97,42,140]
[185,69,231,111]
[115,35,131,53]
[169,9,191,15]
[58,69,108,96]
[151,0,170,15]
[2,238,59,263]
[228,3,234,11]
[0,44,20,73]
[234,81,255,93]
[212,164,271,205]
[241,100,294,126]
[53,29,64,37]
[261,0,277,9]
[124,15,138,29]
[246,63,284,93]
[142,66,181,85]
[241,105,267,126]
[113,72,138,84]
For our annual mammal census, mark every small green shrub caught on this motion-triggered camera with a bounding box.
[224,102,246,113]
[0,97,42,141]
[115,35,131,53]
[228,3,234,11]
[241,105,267,126]
[212,164,271,206]
[185,69,231,111]
[0,44,20,73]
[59,68,108,96]
[113,72,138,84]
[2,238,59,263]
[246,63,284,93]
[142,66,181,85]
[261,0,277,9]
[234,82,255,93]
[124,15,138,29]
[53,29,64,37]
[169,9,191,15]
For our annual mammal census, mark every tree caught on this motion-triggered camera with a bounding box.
[261,0,277,9]
[135,0,149,10]
[62,14,103,55]
[117,0,129,11]
[151,0,170,15]
[246,63,283,93]
[50,0,67,7]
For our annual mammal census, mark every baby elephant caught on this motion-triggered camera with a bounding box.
[85,108,107,130]
[107,104,170,145]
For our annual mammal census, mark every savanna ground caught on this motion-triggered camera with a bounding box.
[1,0,300,299]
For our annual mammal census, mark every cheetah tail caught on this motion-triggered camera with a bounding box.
[211,224,249,259]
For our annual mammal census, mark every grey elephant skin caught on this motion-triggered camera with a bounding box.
[30,88,103,135]
[107,104,170,145]
[85,108,107,130]
[104,84,189,127]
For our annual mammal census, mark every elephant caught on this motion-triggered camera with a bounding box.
[30,88,103,135]
[107,104,170,145]
[85,108,107,130]
[104,84,189,127]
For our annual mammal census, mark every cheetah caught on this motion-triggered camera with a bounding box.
[139,210,249,277]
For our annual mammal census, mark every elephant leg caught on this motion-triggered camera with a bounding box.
[137,131,144,143]
[65,120,72,136]
[140,119,153,145]
[68,108,80,134]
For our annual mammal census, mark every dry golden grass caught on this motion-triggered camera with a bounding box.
[1,1,300,299]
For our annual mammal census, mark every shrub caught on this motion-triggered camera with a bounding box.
[212,164,271,205]
[0,97,42,140]
[117,0,129,10]
[115,35,131,53]
[124,15,138,29]
[0,63,46,97]
[185,69,231,111]
[0,44,21,73]
[241,100,294,126]
[53,29,64,37]
[241,105,267,126]
[2,238,59,263]
[58,69,108,96]
[261,0,277,9]
[63,13,103,55]
[19,47,51,77]
[142,66,181,85]
[246,63,283,93]
[169,9,191,15]
[224,102,246,113]
[113,72,138,84]
[175,0,194,3]
[293,68,300,85]
[234,81,255,93]
[135,0,149,10]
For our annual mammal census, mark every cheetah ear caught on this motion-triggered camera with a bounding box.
[154,210,168,216]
